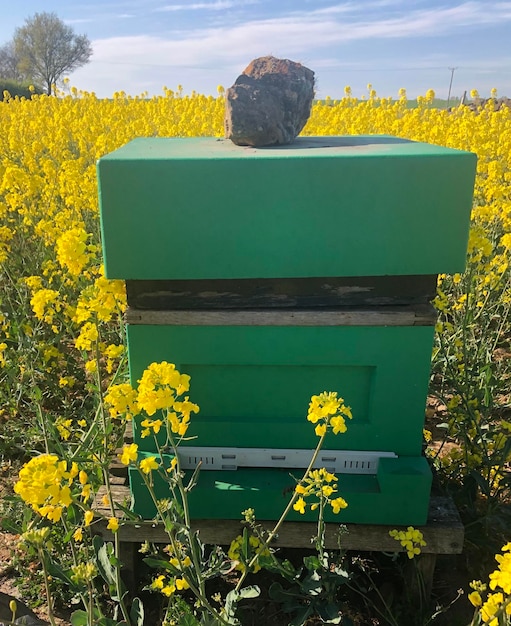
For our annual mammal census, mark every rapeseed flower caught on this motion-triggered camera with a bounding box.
[389,526,427,559]
[307,392,352,438]
[14,454,91,523]
[119,443,138,465]
[294,468,347,515]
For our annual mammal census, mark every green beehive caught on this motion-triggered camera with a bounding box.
[97,136,476,525]
[98,136,475,280]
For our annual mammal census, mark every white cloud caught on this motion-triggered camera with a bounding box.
[69,1,511,97]
[155,0,258,11]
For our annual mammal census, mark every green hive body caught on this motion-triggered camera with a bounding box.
[97,136,476,525]
[98,136,476,280]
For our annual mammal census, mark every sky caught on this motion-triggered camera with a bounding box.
[1,0,510,100]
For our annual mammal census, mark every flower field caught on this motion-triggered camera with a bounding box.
[0,86,510,625]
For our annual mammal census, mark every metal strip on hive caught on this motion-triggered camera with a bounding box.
[177,447,397,474]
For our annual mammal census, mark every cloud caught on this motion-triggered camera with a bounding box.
[69,1,511,98]
[155,0,258,11]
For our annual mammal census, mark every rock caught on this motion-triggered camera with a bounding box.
[225,56,315,147]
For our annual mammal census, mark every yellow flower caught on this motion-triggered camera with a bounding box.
[56,227,90,276]
[330,415,347,434]
[139,456,159,474]
[84,510,94,526]
[331,496,348,514]
[73,527,83,542]
[389,527,426,558]
[175,577,190,590]
[30,289,61,323]
[75,321,98,351]
[14,454,80,521]
[468,591,482,607]
[161,584,176,597]
[315,423,327,437]
[104,383,139,420]
[293,497,306,514]
[71,562,97,584]
[119,443,138,465]
[107,517,119,532]
[151,575,165,590]
[137,361,192,416]
[167,457,178,472]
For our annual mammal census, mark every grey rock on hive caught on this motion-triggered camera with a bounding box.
[224,56,315,147]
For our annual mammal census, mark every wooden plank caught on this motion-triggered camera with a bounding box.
[93,487,463,555]
[125,305,437,327]
[126,275,438,310]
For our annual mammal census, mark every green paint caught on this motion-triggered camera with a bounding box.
[129,452,432,525]
[127,324,435,456]
[98,136,476,280]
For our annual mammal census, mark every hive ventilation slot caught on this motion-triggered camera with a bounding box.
[177,447,397,474]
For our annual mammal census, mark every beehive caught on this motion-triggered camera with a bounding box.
[98,135,476,524]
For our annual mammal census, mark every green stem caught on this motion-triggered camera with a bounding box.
[136,465,230,626]
[39,549,57,626]
[94,335,132,626]
[235,432,327,592]
[316,496,325,555]
[167,429,221,614]
[35,401,50,454]
[60,517,89,609]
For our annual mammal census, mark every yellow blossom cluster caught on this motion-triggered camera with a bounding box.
[469,543,511,625]
[104,361,199,441]
[293,468,348,516]
[14,454,92,523]
[389,526,427,559]
[151,573,190,597]
[307,391,353,438]
[137,361,191,415]
[227,533,271,573]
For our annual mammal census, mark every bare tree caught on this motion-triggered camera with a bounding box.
[0,42,25,82]
[13,12,92,95]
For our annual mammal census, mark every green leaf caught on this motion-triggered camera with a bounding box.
[224,586,260,623]
[302,570,323,595]
[95,617,118,626]
[185,459,201,492]
[46,560,81,591]
[0,516,23,534]
[111,500,141,521]
[317,602,343,622]
[93,535,117,586]
[241,527,250,563]
[70,610,88,626]
[143,557,178,572]
[289,604,313,626]
[268,582,303,609]
[130,597,144,626]
[303,555,322,571]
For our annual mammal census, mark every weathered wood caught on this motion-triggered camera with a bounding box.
[126,275,438,310]
[125,305,437,327]
[413,553,437,600]
[93,486,463,555]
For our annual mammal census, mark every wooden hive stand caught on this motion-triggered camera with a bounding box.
[93,476,464,598]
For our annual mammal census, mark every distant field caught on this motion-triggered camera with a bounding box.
[317,96,462,108]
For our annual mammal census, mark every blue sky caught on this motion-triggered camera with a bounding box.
[1,1,510,99]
